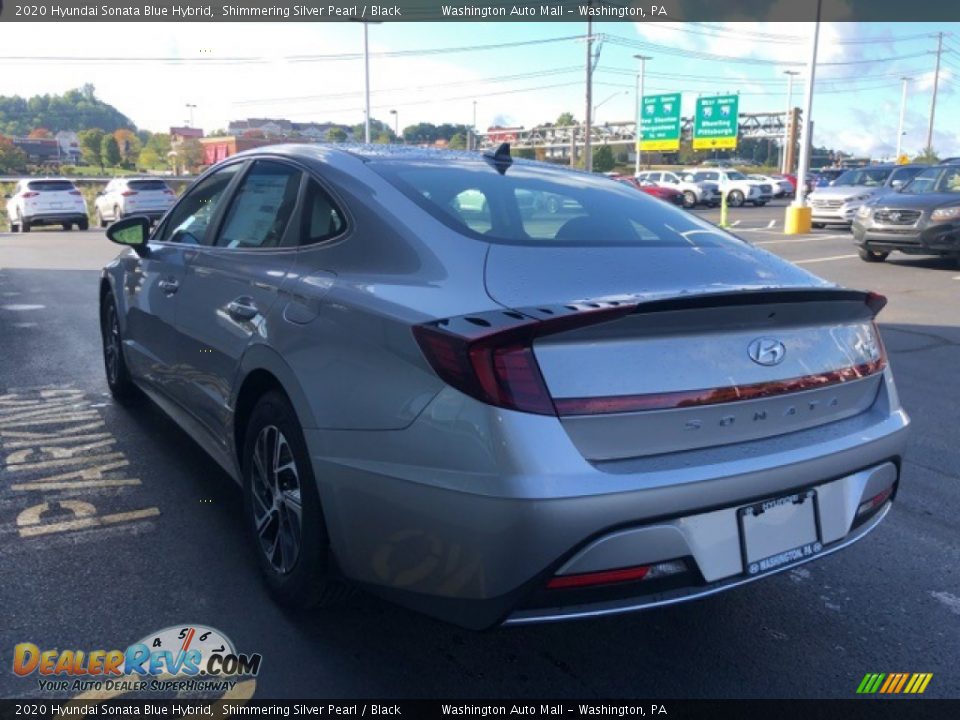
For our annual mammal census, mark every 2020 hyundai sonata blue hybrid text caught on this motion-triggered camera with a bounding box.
[100,144,909,628]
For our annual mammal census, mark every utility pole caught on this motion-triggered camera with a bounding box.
[584,12,593,172]
[185,103,197,128]
[782,71,799,174]
[896,77,909,160]
[472,100,478,150]
[634,54,650,175]
[926,32,943,154]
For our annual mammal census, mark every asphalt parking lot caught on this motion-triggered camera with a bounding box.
[1,198,958,699]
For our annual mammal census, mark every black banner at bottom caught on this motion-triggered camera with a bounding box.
[1,700,959,720]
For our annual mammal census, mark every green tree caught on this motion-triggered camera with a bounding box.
[515,147,536,160]
[0,87,136,136]
[137,147,162,170]
[78,128,105,169]
[447,133,467,150]
[914,147,940,164]
[0,136,28,173]
[327,127,348,142]
[374,131,392,144]
[555,112,576,127]
[593,145,616,173]
[101,135,122,167]
[176,138,204,173]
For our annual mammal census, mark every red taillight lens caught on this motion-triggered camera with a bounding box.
[121,191,138,197]
[22,191,39,198]
[413,325,555,415]
[413,304,634,416]
[866,291,887,316]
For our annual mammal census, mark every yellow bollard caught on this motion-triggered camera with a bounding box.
[718,188,729,228]
[784,204,812,235]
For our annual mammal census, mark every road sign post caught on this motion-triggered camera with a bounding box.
[638,93,681,153]
[693,94,739,151]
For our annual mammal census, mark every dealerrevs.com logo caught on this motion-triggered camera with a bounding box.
[13,624,262,694]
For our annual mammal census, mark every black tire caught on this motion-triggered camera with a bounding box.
[682,190,697,209]
[21,218,31,233]
[78,217,89,231]
[242,390,352,609]
[9,219,19,232]
[812,222,825,229]
[62,223,72,231]
[100,293,139,402]
[728,190,745,207]
[858,247,889,263]
[753,201,767,207]
[97,210,108,228]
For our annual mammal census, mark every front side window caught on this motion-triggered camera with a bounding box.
[160,164,241,245]
[215,161,301,249]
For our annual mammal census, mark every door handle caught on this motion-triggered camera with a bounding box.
[158,278,179,294]
[226,297,259,321]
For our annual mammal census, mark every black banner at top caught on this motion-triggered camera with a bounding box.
[0,0,959,22]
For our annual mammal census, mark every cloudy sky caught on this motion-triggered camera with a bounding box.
[3,20,959,158]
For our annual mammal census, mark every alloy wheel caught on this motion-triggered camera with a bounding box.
[250,425,303,575]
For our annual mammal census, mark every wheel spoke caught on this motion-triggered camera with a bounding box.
[251,424,304,575]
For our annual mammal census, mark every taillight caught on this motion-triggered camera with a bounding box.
[121,191,138,197]
[866,291,887,316]
[22,191,39,198]
[413,303,634,416]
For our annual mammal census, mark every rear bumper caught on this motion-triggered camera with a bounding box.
[304,372,909,629]
[22,212,87,225]
[811,206,857,224]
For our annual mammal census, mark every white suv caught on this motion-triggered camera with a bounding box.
[683,169,773,207]
[635,170,719,208]
[95,178,176,227]
[5,178,89,232]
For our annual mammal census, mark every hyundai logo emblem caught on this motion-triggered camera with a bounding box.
[748,338,786,366]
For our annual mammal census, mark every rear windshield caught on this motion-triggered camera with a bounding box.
[834,168,891,186]
[27,181,76,192]
[127,180,170,191]
[371,161,744,248]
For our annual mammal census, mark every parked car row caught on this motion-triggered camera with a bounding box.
[4,177,176,232]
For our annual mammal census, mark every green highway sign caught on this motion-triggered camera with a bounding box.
[693,94,739,150]
[639,93,682,152]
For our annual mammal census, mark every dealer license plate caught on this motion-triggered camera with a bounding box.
[739,490,822,576]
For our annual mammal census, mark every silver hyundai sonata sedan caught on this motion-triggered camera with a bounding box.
[100,144,909,628]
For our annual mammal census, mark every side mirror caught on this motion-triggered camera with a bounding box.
[106,216,151,253]
[3,194,10,200]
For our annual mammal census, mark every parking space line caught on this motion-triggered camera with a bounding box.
[767,220,776,229]
[795,254,859,265]
[754,235,849,245]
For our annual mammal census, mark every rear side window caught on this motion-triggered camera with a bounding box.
[215,161,301,249]
[127,180,170,191]
[372,161,742,248]
[27,181,76,192]
[302,180,346,244]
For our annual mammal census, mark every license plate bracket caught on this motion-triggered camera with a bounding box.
[739,489,822,576]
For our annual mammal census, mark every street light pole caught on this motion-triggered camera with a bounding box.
[472,100,477,150]
[926,32,943,154]
[793,0,822,209]
[782,71,799,174]
[896,77,909,160]
[363,22,372,143]
[634,54,650,176]
[186,103,197,128]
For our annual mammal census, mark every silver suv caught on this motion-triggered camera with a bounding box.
[100,145,908,628]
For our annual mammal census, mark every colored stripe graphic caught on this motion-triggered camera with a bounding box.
[857,673,932,694]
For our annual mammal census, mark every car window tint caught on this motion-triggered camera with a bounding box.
[514,189,588,240]
[449,188,492,234]
[216,161,301,249]
[161,164,240,245]
[27,180,76,192]
[938,168,960,193]
[128,180,170,191]
[647,173,661,182]
[302,180,346,244]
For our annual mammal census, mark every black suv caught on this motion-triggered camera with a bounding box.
[852,159,960,265]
